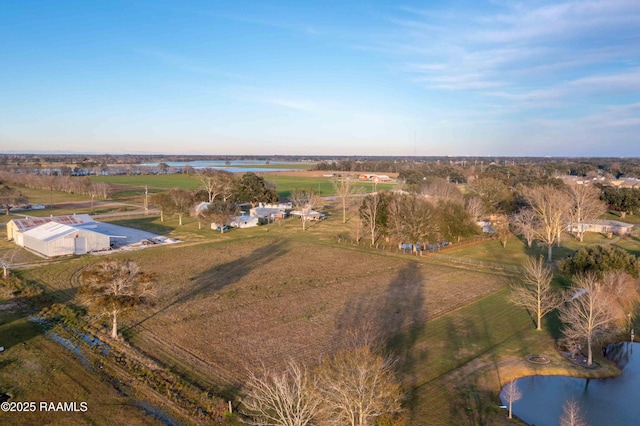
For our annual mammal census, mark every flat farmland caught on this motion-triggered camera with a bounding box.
[20,236,509,394]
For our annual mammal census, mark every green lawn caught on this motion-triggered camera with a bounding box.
[265,175,395,198]
[91,174,200,190]
[442,232,613,268]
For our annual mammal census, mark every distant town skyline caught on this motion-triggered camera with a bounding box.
[2,1,639,157]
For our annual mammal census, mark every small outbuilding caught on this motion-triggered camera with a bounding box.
[230,215,259,228]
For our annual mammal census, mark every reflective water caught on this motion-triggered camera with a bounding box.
[138,160,306,173]
[505,342,639,425]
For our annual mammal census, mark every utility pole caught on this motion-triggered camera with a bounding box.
[144,185,149,215]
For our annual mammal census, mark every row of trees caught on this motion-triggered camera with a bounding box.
[358,188,480,250]
[242,345,403,425]
[0,170,112,203]
[509,184,607,261]
[511,246,640,367]
[598,185,640,217]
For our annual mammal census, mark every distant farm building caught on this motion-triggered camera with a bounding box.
[290,208,325,221]
[567,219,634,236]
[358,174,392,183]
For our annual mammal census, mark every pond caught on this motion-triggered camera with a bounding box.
[504,342,639,425]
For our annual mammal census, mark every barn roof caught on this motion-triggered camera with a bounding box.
[10,214,94,232]
[22,222,86,242]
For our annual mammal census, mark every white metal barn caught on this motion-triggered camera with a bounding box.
[21,222,111,258]
[6,214,94,244]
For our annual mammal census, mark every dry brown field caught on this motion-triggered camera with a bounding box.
[18,233,509,397]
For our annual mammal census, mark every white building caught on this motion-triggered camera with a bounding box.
[21,222,112,257]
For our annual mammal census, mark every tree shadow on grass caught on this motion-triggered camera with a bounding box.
[0,287,77,351]
[124,240,290,333]
[334,262,427,415]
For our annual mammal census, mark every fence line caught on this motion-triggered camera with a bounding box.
[336,236,522,273]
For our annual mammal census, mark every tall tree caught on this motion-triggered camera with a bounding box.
[197,169,236,203]
[168,188,194,225]
[388,194,439,253]
[316,346,403,426]
[242,362,320,426]
[332,177,355,224]
[0,185,29,215]
[464,196,485,223]
[236,172,278,207]
[466,177,512,213]
[207,199,238,233]
[521,185,572,262]
[79,259,153,339]
[511,208,538,248]
[436,200,479,243]
[567,184,607,242]
[150,192,173,222]
[359,192,387,245]
[510,256,564,330]
[559,272,621,366]
[500,380,522,420]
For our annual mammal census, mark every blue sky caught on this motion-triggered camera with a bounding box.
[1,0,639,157]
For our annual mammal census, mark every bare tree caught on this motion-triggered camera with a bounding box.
[0,185,29,215]
[522,185,572,262]
[421,178,463,204]
[316,346,403,426]
[359,192,386,246]
[150,192,173,222]
[388,194,438,253]
[197,169,236,202]
[559,398,588,426]
[242,361,321,426]
[510,256,564,330]
[79,259,153,339]
[567,185,607,242]
[332,177,355,223]
[208,199,238,233]
[601,271,640,326]
[0,248,20,279]
[291,189,322,230]
[168,188,194,225]
[494,214,511,248]
[464,196,485,223]
[500,380,522,420]
[559,272,620,366]
[511,208,538,248]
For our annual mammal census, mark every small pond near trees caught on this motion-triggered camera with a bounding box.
[503,342,639,425]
